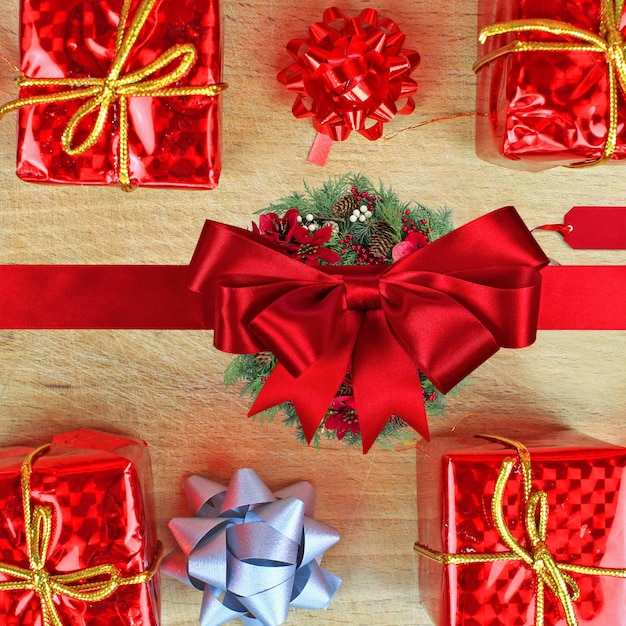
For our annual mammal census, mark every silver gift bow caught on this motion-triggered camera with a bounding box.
[162,468,341,626]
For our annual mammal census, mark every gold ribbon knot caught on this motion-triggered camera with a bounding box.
[414,435,626,626]
[473,0,626,165]
[0,0,227,190]
[0,444,161,626]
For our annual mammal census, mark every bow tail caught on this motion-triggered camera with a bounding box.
[249,319,358,442]
[250,309,362,442]
[250,311,431,452]
[249,360,348,443]
[352,311,430,452]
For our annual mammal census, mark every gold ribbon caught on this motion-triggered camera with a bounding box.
[473,0,626,165]
[414,435,626,626]
[0,0,227,190]
[0,444,162,626]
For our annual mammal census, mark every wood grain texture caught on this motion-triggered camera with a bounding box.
[0,1,625,624]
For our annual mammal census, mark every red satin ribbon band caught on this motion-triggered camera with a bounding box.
[0,207,624,451]
[0,264,621,330]
[539,266,626,330]
[0,266,206,329]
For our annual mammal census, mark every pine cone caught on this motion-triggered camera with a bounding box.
[337,381,353,397]
[369,221,397,258]
[331,194,361,217]
[254,351,275,367]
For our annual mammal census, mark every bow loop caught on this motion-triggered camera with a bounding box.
[112,43,198,92]
[30,505,53,573]
[63,91,114,156]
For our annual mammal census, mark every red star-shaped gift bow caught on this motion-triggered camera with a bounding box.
[277,7,420,165]
[188,207,549,452]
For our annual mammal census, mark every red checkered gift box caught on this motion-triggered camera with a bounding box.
[0,430,160,624]
[1,0,225,189]
[416,433,626,625]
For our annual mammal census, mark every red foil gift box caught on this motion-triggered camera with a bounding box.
[0,429,160,624]
[415,433,626,625]
[475,0,626,170]
[3,0,224,189]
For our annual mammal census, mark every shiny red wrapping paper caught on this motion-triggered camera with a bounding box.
[475,0,626,170]
[14,0,222,188]
[0,429,160,624]
[416,434,626,625]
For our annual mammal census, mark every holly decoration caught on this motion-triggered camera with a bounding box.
[224,174,454,449]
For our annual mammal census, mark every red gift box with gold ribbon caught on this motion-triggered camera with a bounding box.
[416,434,626,625]
[1,0,224,189]
[475,0,626,170]
[0,429,161,624]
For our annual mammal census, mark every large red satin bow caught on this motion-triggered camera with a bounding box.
[277,7,419,144]
[188,207,549,452]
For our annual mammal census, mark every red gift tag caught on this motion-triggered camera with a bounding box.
[536,207,626,249]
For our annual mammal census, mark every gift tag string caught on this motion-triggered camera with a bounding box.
[0,444,162,626]
[414,434,626,626]
[0,52,18,73]
[532,223,573,238]
[383,112,480,141]
[0,0,227,191]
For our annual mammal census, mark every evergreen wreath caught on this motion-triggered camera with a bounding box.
[224,173,454,449]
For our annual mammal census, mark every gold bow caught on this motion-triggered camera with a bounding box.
[414,435,626,626]
[0,444,162,626]
[0,0,227,190]
[473,0,626,165]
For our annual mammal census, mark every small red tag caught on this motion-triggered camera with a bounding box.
[561,207,626,249]
[307,132,334,166]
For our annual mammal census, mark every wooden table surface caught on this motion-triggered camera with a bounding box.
[1,1,626,624]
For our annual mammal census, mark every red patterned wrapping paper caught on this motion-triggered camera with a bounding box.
[0,429,160,624]
[475,0,626,170]
[12,0,222,188]
[416,433,626,625]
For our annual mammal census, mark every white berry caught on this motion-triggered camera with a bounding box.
[360,205,368,213]
[297,215,302,222]
[306,213,314,222]
[349,214,358,223]
[308,224,317,231]
[359,214,366,222]
[365,210,372,218]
